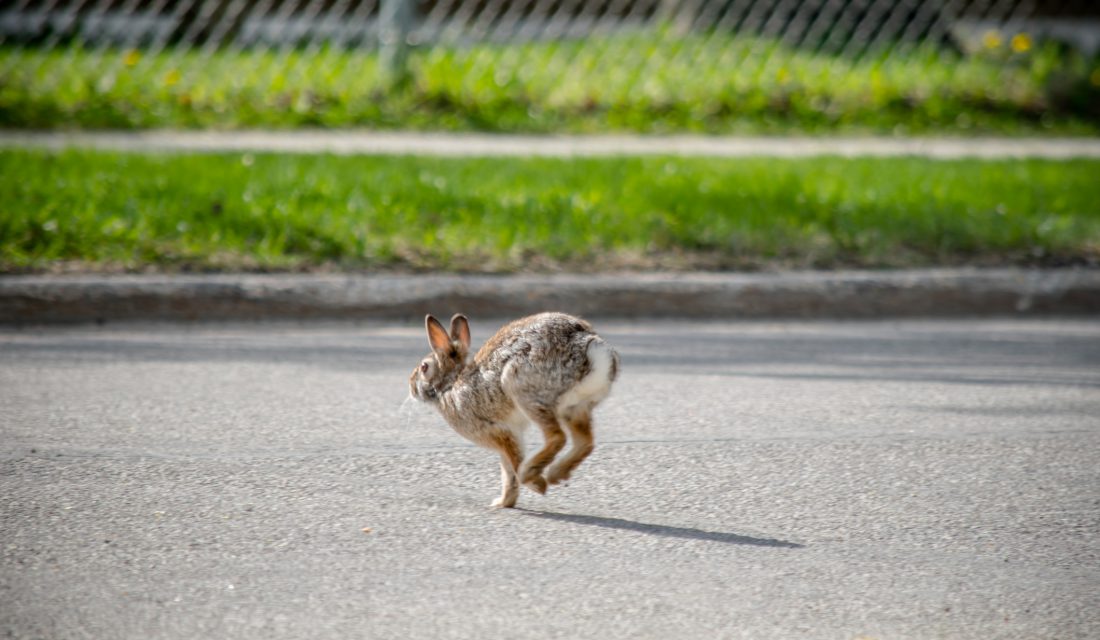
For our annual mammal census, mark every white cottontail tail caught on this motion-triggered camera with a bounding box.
[409,312,619,508]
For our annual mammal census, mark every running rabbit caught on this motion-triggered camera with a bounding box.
[409,312,619,508]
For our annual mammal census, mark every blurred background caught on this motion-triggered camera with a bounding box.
[2,0,1099,133]
[2,1,1099,276]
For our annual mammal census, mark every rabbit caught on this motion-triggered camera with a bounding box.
[409,312,619,508]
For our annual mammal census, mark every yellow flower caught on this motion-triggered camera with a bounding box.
[122,49,141,67]
[164,69,181,87]
[1010,33,1032,53]
[982,30,1003,50]
[777,67,790,83]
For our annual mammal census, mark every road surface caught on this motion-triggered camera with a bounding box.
[2,318,1098,639]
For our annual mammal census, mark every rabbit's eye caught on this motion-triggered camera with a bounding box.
[420,362,430,374]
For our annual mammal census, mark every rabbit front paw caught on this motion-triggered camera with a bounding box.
[491,494,517,508]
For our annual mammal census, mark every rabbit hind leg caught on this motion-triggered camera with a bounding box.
[546,410,594,486]
[517,405,566,495]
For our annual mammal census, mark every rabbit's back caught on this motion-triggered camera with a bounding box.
[476,312,593,363]
[477,313,616,412]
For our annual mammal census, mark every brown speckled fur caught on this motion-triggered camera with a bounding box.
[409,312,618,508]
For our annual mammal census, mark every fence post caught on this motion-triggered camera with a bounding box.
[379,0,414,81]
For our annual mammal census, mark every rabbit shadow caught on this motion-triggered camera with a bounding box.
[515,509,803,549]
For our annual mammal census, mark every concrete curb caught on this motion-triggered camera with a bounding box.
[1,269,1098,324]
[4,131,1100,158]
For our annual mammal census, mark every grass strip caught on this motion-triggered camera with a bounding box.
[1,149,1098,273]
[2,32,1098,134]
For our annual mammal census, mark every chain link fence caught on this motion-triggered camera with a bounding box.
[1,0,1098,131]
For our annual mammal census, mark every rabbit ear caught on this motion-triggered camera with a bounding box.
[450,314,471,349]
[425,315,451,353]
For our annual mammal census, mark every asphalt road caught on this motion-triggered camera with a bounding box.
[2,318,1098,639]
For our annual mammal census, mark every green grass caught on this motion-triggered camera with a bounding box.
[2,30,1099,134]
[2,149,1098,273]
